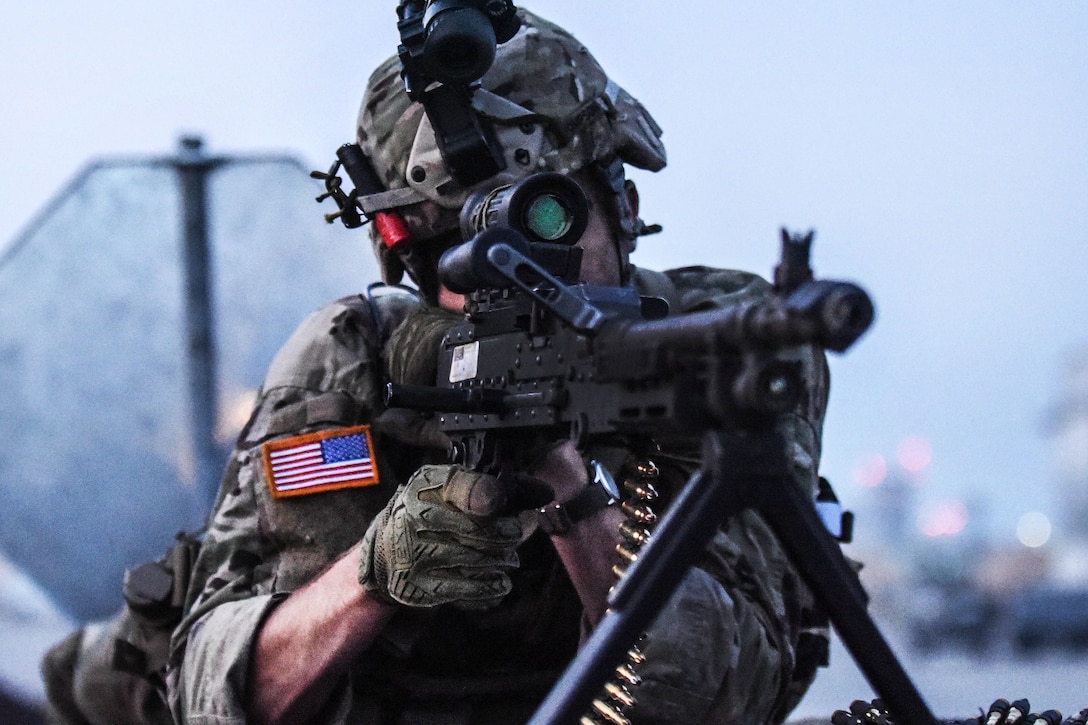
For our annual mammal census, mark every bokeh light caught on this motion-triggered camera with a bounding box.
[216,388,259,444]
[897,435,933,473]
[1016,511,1052,548]
[919,500,968,537]
[852,453,887,488]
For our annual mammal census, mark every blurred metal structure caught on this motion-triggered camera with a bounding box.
[0,137,377,621]
[176,136,225,506]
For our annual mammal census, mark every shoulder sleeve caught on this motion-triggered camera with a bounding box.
[250,298,387,436]
[167,298,402,722]
[625,266,831,722]
[660,265,771,313]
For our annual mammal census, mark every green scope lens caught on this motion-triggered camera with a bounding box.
[523,193,573,242]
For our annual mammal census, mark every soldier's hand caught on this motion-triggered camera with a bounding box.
[358,465,522,610]
[529,440,591,505]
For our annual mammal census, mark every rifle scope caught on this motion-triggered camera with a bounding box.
[442,173,590,293]
[460,172,589,246]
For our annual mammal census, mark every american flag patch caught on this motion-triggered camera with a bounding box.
[262,425,380,498]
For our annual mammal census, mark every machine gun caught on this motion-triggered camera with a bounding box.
[385,172,939,725]
[387,172,872,470]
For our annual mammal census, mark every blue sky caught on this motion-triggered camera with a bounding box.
[3,1,1088,546]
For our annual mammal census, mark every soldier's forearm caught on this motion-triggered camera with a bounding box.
[530,441,623,626]
[247,542,397,725]
[548,505,626,627]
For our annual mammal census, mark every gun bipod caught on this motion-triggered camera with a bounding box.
[528,429,938,725]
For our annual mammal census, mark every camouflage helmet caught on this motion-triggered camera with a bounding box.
[356,8,666,294]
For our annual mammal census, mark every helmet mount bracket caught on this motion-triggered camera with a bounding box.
[396,1,520,187]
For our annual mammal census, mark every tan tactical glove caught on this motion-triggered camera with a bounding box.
[358,464,522,610]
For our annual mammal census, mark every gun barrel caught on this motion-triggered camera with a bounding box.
[601,279,873,357]
[785,279,874,352]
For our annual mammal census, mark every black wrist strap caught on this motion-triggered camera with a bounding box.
[536,484,614,536]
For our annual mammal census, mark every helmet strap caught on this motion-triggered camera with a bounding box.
[589,159,643,285]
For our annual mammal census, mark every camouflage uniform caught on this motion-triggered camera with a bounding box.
[165,261,829,724]
[166,8,830,724]
[42,612,171,725]
[41,531,199,725]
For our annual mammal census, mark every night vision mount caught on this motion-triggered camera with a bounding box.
[313,3,521,239]
[396,0,521,186]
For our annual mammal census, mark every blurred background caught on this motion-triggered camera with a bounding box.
[2,1,1087,721]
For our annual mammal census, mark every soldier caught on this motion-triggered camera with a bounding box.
[165,8,830,725]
